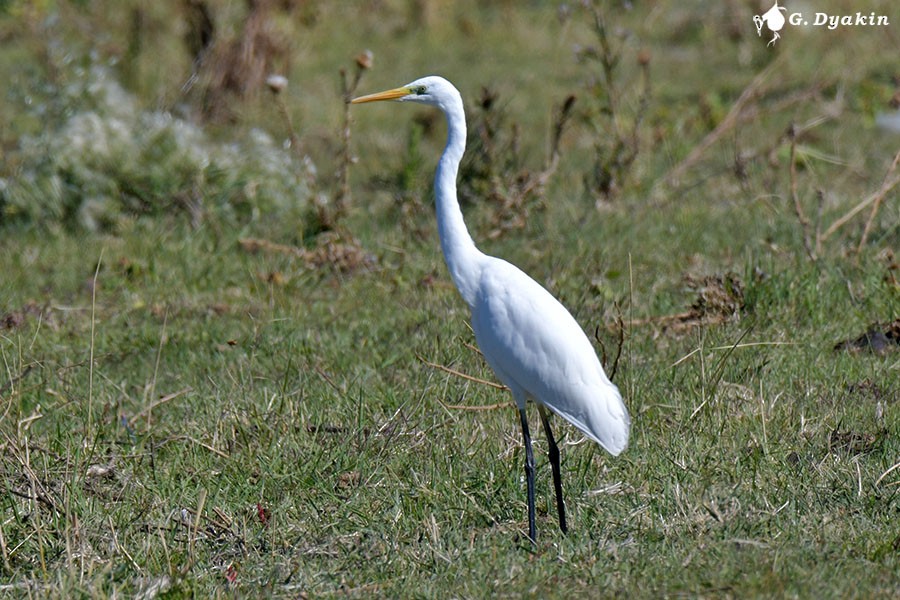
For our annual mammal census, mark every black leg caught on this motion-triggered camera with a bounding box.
[538,405,567,534]
[519,407,536,544]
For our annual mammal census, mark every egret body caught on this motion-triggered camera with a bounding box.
[352,76,629,543]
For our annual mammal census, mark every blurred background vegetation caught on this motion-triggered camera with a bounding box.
[3,0,895,237]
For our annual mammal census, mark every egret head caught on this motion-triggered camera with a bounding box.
[351,76,461,112]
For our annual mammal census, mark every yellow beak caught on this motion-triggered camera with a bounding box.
[350,86,411,104]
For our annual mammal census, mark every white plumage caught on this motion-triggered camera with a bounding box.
[352,75,629,542]
[472,258,630,454]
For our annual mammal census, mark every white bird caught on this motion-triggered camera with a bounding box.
[352,76,630,543]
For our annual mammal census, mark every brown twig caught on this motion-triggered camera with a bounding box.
[171,436,228,458]
[334,51,372,223]
[594,312,624,381]
[274,92,301,155]
[663,58,785,187]
[314,365,346,398]
[813,189,825,255]
[875,460,900,486]
[820,150,900,244]
[504,94,577,210]
[628,53,652,167]
[550,95,577,164]
[334,69,355,221]
[857,150,900,254]
[440,400,510,411]
[611,310,625,381]
[788,124,817,260]
[579,2,652,198]
[0,364,34,399]
[703,86,837,188]
[133,387,192,422]
[4,436,65,518]
[587,0,621,116]
[239,237,306,257]
[416,355,507,390]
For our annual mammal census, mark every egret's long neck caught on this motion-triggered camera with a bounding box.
[435,96,483,308]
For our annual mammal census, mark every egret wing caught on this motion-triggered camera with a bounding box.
[471,258,630,455]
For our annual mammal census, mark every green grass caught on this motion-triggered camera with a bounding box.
[1,1,899,597]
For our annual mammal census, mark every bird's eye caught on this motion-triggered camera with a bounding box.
[414,86,427,95]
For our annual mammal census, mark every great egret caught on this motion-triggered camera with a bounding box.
[352,76,630,543]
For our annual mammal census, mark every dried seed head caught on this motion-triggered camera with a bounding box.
[637,49,651,66]
[266,74,288,94]
[355,50,373,70]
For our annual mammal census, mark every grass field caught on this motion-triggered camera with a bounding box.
[1,1,899,597]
